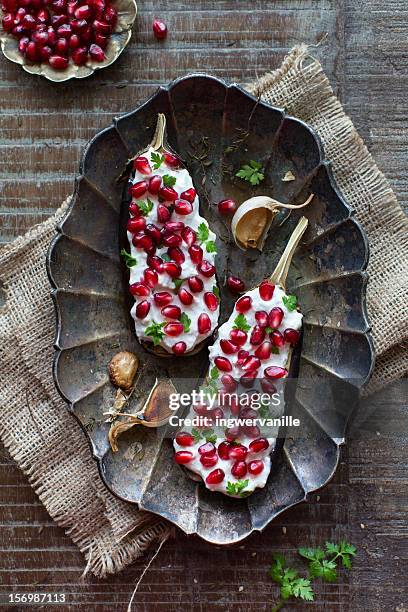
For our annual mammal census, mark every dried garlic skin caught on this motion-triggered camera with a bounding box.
[138,379,177,427]
[108,351,139,390]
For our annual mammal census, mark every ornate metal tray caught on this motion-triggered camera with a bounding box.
[47,74,374,544]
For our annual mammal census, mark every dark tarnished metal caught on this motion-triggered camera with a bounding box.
[47,74,374,544]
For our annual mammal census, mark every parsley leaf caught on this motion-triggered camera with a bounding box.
[137,199,154,216]
[197,222,210,243]
[162,174,176,188]
[325,541,356,569]
[172,278,184,291]
[212,285,220,299]
[180,312,191,332]
[271,346,280,355]
[205,240,217,253]
[145,321,165,346]
[309,559,337,583]
[258,403,270,419]
[161,253,171,262]
[191,428,202,443]
[120,248,136,268]
[236,160,265,186]
[298,547,325,562]
[151,152,165,170]
[269,555,314,604]
[210,366,219,380]
[282,294,298,311]
[202,428,217,444]
[226,480,249,496]
[232,313,251,332]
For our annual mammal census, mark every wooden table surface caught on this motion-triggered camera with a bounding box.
[1,1,407,610]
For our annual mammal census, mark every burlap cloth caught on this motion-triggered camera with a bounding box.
[0,45,407,578]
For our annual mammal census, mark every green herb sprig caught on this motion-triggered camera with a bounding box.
[236,160,264,186]
[120,249,136,268]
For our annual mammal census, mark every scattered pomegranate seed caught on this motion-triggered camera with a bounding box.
[143,268,158,288]
[206,469,225,485]
[193,404,210,417]
[133,156,152,175]
[198,313,211,334]
[165,221,184,232]
[217,441,231,460]
[162,232,182,247]
[147,255,164,273]
[271,330,285,348]
[25,41,38,60]
[163,261,181,278]
[129,202,141,217]
[174,199,193,215]
[220,339,238,355]
[264,366,287,379]
[104,4,117,25]
[236,349,249,365]
[231,460,247,479]
[221,374,237,392]
[130,181,148,199]
[164,152,180,167]
[227,275,245,293]
[248,460,264,475]
[161,305,181,319]
[188,276,203,293]
[197,260,216,277]
[178,288,194,306]
[240,371,258,387]
[200,453,218,468]
[242,355,261,372]
[148,174,162,195]
[152,18,167,40]
[229,329,247,346]
[145,224,161,244]
[175,431,194,446]
[153,291,172,306]
[181,226,196,246]
[260,379,277,394]
[130,282,150,297]
[198,442,216,456]
[48,54,69,69]
[250,325,265,346]
[18,36,30,53]
[254,341,272,360]
[168,246,185,264]
[225,426,240,442]
[127,217,146,233]
[164,322,184,336]
[172,341,187,355]
[159,186,178,201]
[284,328,300,345]
[189,244,203,264]
[217,199,237,216]
[69,33,81,49]
[259,281,275,301]
[174,451,193,464]
[89,43,105,61]
[93,18,111,34]
[135,300,150,319]
[2,13,14,31]
[249,438,269,453]
[236,295,252,313]
[204,292,218,312]
[269,307,284,329]
[255,310,269,328]
[157,204,171,223]
[229,395,240,415]
[242,424,261,438]
[229,445,248,461]
[214,356,232,372]
[55,37,69,53]
[132,233,154,252]
[180,188,196,203]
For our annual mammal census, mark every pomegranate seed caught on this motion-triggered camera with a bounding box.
[174,199,193,215]
[229,445,248,460]
[206,469,225,485]
[163,261,181,278]
[229,395,240,415]
[249,438,269,453]
[259,281,275,301]
[188,276,203,293]
[25,41,38,61]
[94,32,108,48]
[15,8,26,24]
[147,255,163,273]
[157,204,170,223]
[89,42,105,61]
[130,181,148,199]
[197,260,215,277]
[229,329,247,346]
[2,13,14,31]
[18,37,30,54]
[69,33,81,49]
[129,203,142,217]
[93,18,111,34]
[200,453,218,468]
[70,17,87,31]
[57,23,72,38]
[227,275,245,293]
[180,188,196,203]
[261,379,277,394]
[250,325,265,346]
[104,4,117,25]
[248,460,264,475]
[146,174,161,195]
[236,295,252,313]
[174,451,193,464]
[52,0,66,13]
[214,357,232,372]
[132,233,153,251]
[143,268,158,288]
[242,356,261,372]
[133,156,151,175]
[240,406,257,420]
[175,431,194,446]
[221,374,237,392]
[55,37,69,54]
[181,226,196,246]
[193,404,209,417]
[130,282,150,297]
[47,26,57,45]
[165,221,184,232]
[127,217,146,233]
[254,341,272,360]
[90,0,105,17]
[159,186,178,202]
[12,25,26,37]
[135,300,150,319]
[240,371,257,387]
[178,288,193,306]
[145,224,161,244]
[217,441,231,460]
[218,199,237,215]
[271,330,284,348]
[67,0,77,15]
[152,18,167,40]
[198,442,215,456]
[32,30,49,45]
[49,54,69,68]
[255,310,269,327]
[168,246,185,264]
[189,244,203,264]
[37,8,50,22]
[161,305,181,319]
[284,328,300,345]
[264,366,287,379]
[220,339,238,355]
[172,341,187,355]
[153,291,172,307]
[231,460,247,479]
[74,3,92,19]
[38,44,52,59]
[162,232,181,248]
[164,152,180,167]
[164,322,183,336]
[198,313,211,334]
[236,349,249,365]
[269,307,284,329]
[225,426,240,442]
[22,14,36,29]
[208,407,224,423]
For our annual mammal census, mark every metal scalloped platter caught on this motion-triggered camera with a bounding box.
[47,74,374,544]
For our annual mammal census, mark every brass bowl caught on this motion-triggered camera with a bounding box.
[0,0,137,82]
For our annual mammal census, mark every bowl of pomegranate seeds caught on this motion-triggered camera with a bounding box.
[0,0,137,81]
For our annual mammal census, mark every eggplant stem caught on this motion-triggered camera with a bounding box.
[269,216,309,289]
[151,113,166,151]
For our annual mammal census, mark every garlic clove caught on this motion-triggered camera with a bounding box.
[135,378,177,427]
[108,351,139,391]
